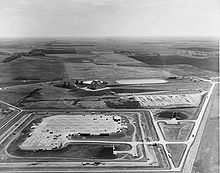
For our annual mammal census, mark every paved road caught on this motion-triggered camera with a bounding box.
[179,81,216,171]
[182,81,219,173]
[0,101,23,139]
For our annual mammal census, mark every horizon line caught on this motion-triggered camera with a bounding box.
[0,35,219,39]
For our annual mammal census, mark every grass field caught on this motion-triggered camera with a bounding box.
[1,78,209,109]
[64,62,174,80]
[129,55,219,72]
[140,111,159,141]
[0,55,64,87]
[149,144,170,168]
[166,144,187,167]
[8,141,130,160]
[158,122,194,141]
[154,64,218,77]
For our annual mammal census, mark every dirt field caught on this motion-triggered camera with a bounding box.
[134,93,204,108]
[152,108,199,120]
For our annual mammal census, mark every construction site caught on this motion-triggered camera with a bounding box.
[19,113,128,151]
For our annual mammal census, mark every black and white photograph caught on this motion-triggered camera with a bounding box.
[0,0,219,172]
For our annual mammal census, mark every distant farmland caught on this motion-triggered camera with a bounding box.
[129,55,219,72]
[47,44,95,47]
[177,47,218,52]
[31,48,77,54]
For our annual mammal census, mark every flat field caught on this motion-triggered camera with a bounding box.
[128,52,219,72]
[158,122,194,141]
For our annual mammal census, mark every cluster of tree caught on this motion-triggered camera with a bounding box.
[105,100,142,109]
[168,76,177,79]
[61,81,71,88]
[2,52,24,63]
[74,80,84,85]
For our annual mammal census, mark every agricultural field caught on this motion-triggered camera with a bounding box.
[128,55,219,72]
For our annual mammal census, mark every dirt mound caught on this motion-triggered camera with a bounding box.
[156,111,188,120]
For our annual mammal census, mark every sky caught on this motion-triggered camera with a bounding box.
[0,0,219,37]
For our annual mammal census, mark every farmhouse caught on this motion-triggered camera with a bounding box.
[88,80,106,90]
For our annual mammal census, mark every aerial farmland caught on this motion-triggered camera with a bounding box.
[0,37,219,173]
